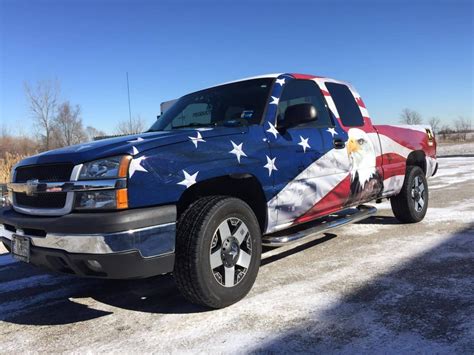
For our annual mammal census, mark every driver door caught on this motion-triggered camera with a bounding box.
[268,79,349,226]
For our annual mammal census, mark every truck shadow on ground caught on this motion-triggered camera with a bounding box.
[356,214,401,225]
[0,263,203,324]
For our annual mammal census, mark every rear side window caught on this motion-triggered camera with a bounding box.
[326,82,364,127]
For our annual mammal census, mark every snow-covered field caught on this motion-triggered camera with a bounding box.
[437,141,474,156]
[0,157,473,353]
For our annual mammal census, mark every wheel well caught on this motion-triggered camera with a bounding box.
[177,174,267,232]
[406,150,426,174]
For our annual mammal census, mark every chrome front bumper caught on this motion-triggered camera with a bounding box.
[0,205,177,278]
[0,222,175,258]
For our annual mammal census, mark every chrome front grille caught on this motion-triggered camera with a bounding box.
[11,163,79,216]
[8,163,127,216]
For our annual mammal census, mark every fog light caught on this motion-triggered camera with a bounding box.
[2,191,13,207]
[86,259,102,272]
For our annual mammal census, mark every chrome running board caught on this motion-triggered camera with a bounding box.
[262,205,377,247]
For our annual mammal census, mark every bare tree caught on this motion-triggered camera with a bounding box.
[454,116,472,141]
[428,117,441,135]
[399,108,423,125]
[115,115,147,135]
[24,80,60,150]
[85,126,106,142]
[52,102,86,147]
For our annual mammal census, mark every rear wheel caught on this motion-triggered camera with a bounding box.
[174,196,262,308]
[390,166,429,223]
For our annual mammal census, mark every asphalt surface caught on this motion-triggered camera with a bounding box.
[0,157,473,353]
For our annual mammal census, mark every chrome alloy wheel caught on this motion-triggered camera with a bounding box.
[210,217,252,288]
[411,176,426,212]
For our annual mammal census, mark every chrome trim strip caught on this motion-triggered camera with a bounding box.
[7,179,126,194]
[0,222,176,257]
[70,164,83,182]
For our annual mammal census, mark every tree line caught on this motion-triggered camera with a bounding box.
[399,108,472,141]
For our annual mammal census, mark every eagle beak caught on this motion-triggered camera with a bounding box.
[347,138,360,154]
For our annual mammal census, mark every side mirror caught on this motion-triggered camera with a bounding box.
[282,103,317,129]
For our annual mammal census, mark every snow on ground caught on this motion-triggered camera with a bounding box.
[437,141,474,156]
[0,157,473,353]
[429,157,474,190]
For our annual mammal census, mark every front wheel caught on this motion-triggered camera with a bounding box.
[174,196,262,308]
[390,166,429,223]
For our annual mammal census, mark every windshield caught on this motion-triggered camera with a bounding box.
[149,78,274,131]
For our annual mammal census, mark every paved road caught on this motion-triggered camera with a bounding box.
[1,157,473,353]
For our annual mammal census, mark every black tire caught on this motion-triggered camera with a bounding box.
[174,196,262,308]
[390,166,429,223]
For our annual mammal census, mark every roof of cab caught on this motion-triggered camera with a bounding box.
[200,73,353,94]
[208,72,350,88]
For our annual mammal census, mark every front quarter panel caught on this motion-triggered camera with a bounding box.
[126,126,274,209]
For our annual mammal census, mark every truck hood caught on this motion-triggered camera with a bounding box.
[17,127,248,166]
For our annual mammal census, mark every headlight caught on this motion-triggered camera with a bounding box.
[75,156,131,210]
[74,190,128,210]
[79,156,131,180]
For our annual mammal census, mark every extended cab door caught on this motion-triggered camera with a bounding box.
[266,79,350,228]
[325,82,383,205]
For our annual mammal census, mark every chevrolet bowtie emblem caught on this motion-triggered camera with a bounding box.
[26,179,39,196]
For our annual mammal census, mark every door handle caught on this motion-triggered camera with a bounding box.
[333,139,345,149]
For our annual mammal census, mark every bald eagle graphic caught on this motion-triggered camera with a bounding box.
[346,128,383,204]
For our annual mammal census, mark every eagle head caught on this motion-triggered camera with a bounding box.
[347,128,376,187]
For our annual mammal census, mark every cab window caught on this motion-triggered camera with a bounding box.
[277,80,332,128]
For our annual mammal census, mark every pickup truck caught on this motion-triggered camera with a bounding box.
[1,73,437,308]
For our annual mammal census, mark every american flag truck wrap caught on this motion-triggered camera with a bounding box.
[1,73,437,308]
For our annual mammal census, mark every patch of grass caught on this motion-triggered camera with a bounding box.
[0,152,25,184]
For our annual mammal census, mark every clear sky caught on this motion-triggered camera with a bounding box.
[0,0,472,134]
